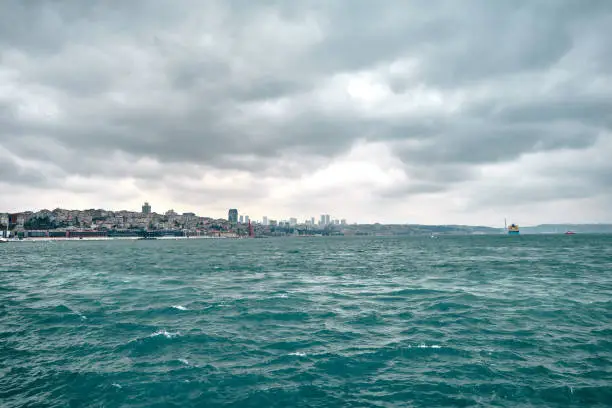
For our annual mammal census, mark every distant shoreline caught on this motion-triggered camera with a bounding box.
[1,235,241,242]
[3,232,612,243]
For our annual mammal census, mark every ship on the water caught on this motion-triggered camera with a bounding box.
[507,224,520,235]
[505,218,520,235]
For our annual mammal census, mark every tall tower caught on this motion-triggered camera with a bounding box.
[142,202,151,214]
[228,209,238,224]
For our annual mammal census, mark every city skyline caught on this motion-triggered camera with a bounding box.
[1,203,349,228]
[1,2,611,226]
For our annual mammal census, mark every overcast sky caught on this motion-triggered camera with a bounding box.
[1,1,611,225]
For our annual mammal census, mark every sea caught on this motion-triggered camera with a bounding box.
[1,235,611,407]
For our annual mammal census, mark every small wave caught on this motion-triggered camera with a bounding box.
[409,344,442,349]
[172,305,187,311]
[150,330,180,339]
[179,358,189,365]
[112,383,122,389]
[288,352,307,357]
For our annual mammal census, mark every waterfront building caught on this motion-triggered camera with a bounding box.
[228,209,238,224]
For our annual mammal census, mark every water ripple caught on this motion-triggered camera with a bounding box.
[1,235,611,407]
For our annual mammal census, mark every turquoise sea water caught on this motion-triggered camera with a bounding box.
[1,235,611,407]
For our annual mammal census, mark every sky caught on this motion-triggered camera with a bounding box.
[1,0,611,226]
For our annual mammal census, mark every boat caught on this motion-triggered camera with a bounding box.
[564,231,576,235]
[505,218,519,235]
[507,224,520,235]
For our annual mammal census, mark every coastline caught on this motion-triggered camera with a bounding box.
[1,235,241,243]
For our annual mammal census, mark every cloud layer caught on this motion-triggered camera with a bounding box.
[1,0,611,225]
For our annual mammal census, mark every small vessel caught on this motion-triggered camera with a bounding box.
[505,218,519,235]
[564,231,576,235]
[507,224,519,235]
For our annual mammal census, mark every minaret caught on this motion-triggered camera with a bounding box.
[248,220,254,238]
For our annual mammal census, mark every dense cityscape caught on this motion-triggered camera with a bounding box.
[0,202,352,240]
[3,203,610,241]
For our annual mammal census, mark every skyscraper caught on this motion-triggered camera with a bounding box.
[228,209,238,224]
[239,215,244,224]
[245,215,250,224]
[142,202,151,214]
[262,216,268,226]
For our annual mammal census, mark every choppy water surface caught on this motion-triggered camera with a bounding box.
[1,235,611,407]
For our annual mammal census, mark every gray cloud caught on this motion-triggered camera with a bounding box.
[0,158,49,186]
[1,0,611,220]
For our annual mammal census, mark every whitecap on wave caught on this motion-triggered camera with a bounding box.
[409,344,442,349]
[150,330,180,338]
[172,305,188,311]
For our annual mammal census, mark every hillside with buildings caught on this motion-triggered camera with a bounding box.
[3,203,610,239]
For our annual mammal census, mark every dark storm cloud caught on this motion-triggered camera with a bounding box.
[0,156,52,187]
[394,119,600,165]
[0,0,611,201]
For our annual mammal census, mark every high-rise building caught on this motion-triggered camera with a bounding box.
[239,215,244,223]
[142,202,151,214]
[228,209,238,224]
[325,214,331,225]
[311,217,315,225]
[245,215,250,224]
[262,216,268,226]
[341,219,347,225]
[320,215,325,226]
[289,217,297,226]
